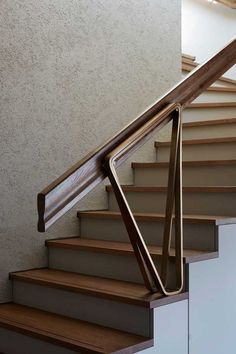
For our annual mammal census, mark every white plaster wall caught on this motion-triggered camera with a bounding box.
[0,0,181,302]
[182,0,236,79]
[188,224,236,354]
[141,301,188,354]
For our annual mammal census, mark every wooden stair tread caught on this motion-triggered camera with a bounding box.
[183,117,236,128]
[206,86,236,93]
[187,102,236,108]
[10,269,188,308]
[182,53,196,62]
[106,185,236,193]
[132,159,236,168]
[182,59,198,68]
[46,238,217,263]
[182,63,198,72]
[0,303,152,353]
[77,210,236,226]
[155,137,236,147]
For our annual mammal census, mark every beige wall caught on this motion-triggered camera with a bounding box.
[0,0,181,301]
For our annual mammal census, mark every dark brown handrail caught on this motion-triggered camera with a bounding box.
[38,38,236,232]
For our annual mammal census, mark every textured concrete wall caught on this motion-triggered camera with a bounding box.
[0,0,181,301]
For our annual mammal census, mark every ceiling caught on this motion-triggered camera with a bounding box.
[217,0,236,8]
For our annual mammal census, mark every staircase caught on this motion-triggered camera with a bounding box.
[0,48,236,353]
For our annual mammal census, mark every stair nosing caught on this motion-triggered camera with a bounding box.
[0,303,152,353]
[10,269,188,309]
[106,185,236,193]
[182,53,196,61]
[182,59,198,67]
[206,86,236,93]
[155,137,236,147]
[187,102,236,108]
[132,159,236,168]
[45,238,217,264]
[77,210,236,226]
[183,117,236,128]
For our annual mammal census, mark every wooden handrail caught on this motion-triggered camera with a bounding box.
[38,38,236,232]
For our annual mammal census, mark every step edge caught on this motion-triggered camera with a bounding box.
[182,65,236,85]
[77,210,226,225]
[206,87,236,93]
[182,53,196,61]
[0,303,152,354]
[11,274,151,308]
[106,185,236,193]
[187,102,236,108]
[183,117,236,128]
[10,271,188,309]
[45,239,216,263]
[155,137,236,147]
[132,160,236,168]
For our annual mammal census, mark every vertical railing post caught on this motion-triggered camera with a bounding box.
[174,109,183,289]
[161,107,183,288]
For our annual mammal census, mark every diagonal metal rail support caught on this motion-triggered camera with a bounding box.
[103,104,184,295]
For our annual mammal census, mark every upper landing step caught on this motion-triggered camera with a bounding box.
[182,53,196,62]
[0,303,152,354]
